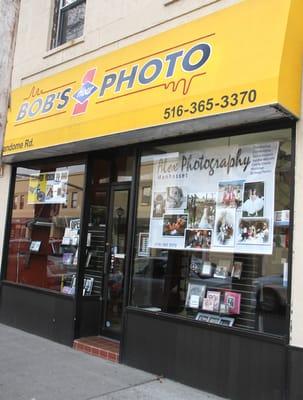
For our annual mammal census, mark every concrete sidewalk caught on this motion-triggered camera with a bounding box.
[0,323,225,400]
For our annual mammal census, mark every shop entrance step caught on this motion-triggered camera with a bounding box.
[73,336,120,362]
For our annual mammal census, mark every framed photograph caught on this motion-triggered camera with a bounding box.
[62,236,71,245]
[29,240,41,252]
[62,252,73,265]
[231,261,243,279]
[85,251,92,268]
[185,283,206,309]
[224,291,241,315]
[219,317,235,327]
[141,185,152,206]
[83,277,94,296]
[138,233,150,257]
[202,297,215,312]
[208,316,221,324]
[195,313,210,322]
[214,259,232,279]
[70,218,81,231]
[201,261,213,276]
[206,290,221,312]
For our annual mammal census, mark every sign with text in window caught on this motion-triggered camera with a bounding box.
[28,169,69,204]
[148,142,279,255]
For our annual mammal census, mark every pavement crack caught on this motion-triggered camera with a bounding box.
[84,377,160,400]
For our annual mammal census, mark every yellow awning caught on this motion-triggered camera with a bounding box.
[3,0,303,161]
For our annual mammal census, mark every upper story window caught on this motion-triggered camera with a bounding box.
[50,0,86,49]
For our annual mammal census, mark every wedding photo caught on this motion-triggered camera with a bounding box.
[214,209,235,246]
[185,229,212,250]
[242,181,264,217]
[237,218,270,244]
[187,192,216,229]
[217,180,244,209]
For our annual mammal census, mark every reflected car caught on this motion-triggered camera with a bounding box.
[254,274,287,312]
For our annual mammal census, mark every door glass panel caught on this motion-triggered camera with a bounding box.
[84,190,107,297]
[115,155,134,182]
[105,189,129,333]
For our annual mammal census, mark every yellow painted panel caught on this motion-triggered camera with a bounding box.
[3,0,301,156]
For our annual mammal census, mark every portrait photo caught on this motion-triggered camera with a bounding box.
[242,181,264,217]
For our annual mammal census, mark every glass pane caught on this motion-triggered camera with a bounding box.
[62,0,78,7]
[61,2,85,44]
[131,128,291,336]
[105,189,129,332]
[7,161,85,295]
[92,159,110,185]
[84,191,107,296]
[115,154,134,182]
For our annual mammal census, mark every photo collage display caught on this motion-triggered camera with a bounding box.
[148,142,279,255]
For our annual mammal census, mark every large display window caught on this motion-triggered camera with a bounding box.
[131,129,292,336]
[6,159,85,294]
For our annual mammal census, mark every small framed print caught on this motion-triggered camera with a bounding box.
[138,233,150,257]
[141,185,152,205]
[214,259,232,279]
[30,241,41,252]
[219,317,235,327]
[195,313,210,322]
[208,316,221,325]
[201,261,213,276]
[185,283,206,309]
[231,261,243,279]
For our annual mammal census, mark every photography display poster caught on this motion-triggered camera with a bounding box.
[28,169,69,204]
[148,142,279,255]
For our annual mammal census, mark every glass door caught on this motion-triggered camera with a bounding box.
[102,185,130,337]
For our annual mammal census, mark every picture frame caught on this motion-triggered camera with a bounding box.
[195,312,210,322]
[185,283,206,309]
[208,316,221,324]
[83,277,94,296]
[224,291,241,315]
[85,251,92,268]
[29,240,41,252]
[195,313,234,327]
[141,185,152,205]
[214,259,232,279]
[62,252,73,265]
[205,290,221,312]
[201,261,213,276]
[219,316,235,327]
[138,233,150,257]
[231,261,243,279]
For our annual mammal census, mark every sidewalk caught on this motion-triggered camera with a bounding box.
[0,323,225,400]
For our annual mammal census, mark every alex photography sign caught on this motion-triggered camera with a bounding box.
[148,142,279,255]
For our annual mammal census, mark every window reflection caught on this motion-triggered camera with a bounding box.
[6,161,85,295]
[131,129,291,336]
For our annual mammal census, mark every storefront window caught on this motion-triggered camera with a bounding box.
[131,129,292,336]
[6,160,85,295]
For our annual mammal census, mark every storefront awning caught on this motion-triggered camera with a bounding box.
[3,0,303,162]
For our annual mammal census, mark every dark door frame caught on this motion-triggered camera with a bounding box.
[100,182,131,340]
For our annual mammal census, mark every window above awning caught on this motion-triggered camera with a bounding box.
[3,0,303,162]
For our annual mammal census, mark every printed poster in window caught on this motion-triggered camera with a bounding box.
[148,142,279,255]
[28,169,69,204]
